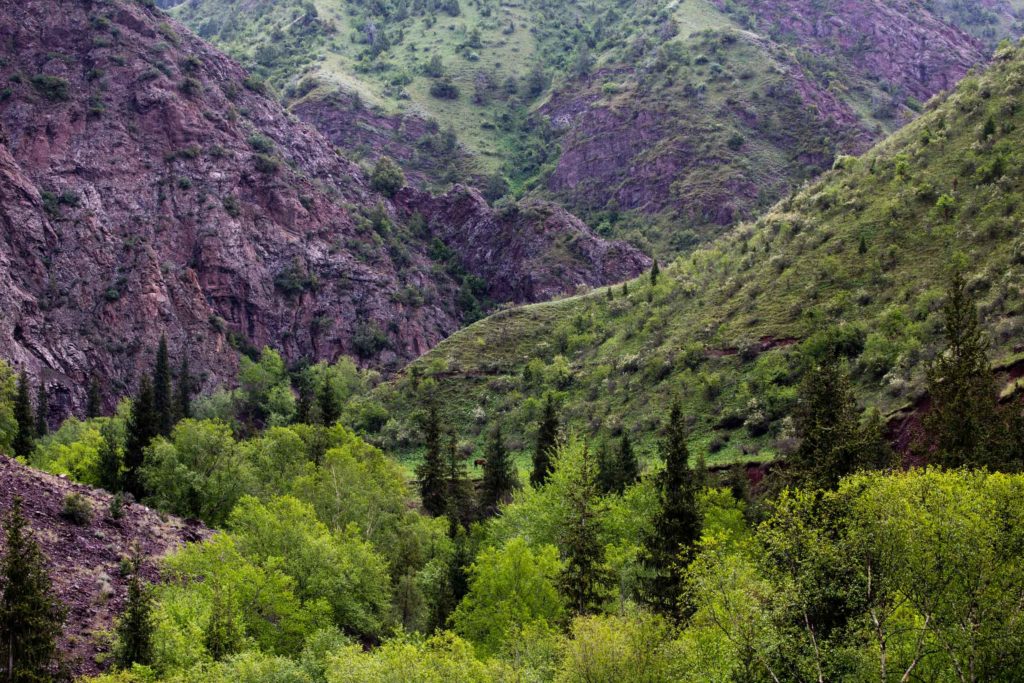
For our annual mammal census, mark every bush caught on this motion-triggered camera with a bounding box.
[369,157,405,198]
[31,74,70,102]
[62,493,93,525]
[429,78,460,100]
[254,154,280,174]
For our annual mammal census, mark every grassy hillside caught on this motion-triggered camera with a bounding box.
[366,41,1024,472]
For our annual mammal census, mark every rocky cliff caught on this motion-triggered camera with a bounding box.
[0,0,644,418]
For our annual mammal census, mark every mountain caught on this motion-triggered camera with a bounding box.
[0,0,645,417]
[171,0,998,253]
[367,40,1024,466]
[0,454,207,676]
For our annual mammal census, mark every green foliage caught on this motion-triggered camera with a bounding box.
[557,438,610,615]
[370,157,405,198]
[12,372,34,458]
[113,547,155,669]
[0,498,66,681]
[30,74,70,101]
[530,394,558,488]
[124,377,158,499]
[154,336,173,436]
[479,425,517,515]
[60,493,92,525]
[416,401,447,517]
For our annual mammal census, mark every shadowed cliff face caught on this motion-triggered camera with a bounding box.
[0,0,646,417]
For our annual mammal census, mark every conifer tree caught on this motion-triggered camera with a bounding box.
[792,358,871,488]
[622,282,628,296]
[85,376,103,419]
[923,271,1002,468]
[642,401,702,618]
[317,376,341,426]
[606,287,613,301]
[595,440,618,494]
[204,588,240,661]
[650,258,660,285]
[34,383,47,438]
[174,357,192,422]
[97,421,123,493]
[294,384,313,425]
[124,377,158,500]
[416,401,447,517]
[530,393,559,488]
[479,425,517,515]
[559,442,608,615]
[11,372,34,458]
[0,498,66,681]
[445,433,473,530]
[114,545,153,669]
[153,336,172,436]
[615,432,640,493]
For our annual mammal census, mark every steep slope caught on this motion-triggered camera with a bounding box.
[0,0,645,417]
[0,455,207,676]
[367,41,1024,466]
[173,0,993,254]
[925,0,1024,47]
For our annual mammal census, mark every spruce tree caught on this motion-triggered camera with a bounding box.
[123,377,158,500]
[317,377,341,426]
[11,373,34,458]
[0,498,66,681]
[559,442,608,615]
[923,271,1002,468]
[204,588,240,661]
[595,440,618,494]
[113,545,153,669]
[416,402,447,517]
[530,393,559,488]
[174,357,192,422]
[97,421,122,493]
[615,433,640,493]
[642,402,702,618]
[85,376,103,419]
[445,433,473,530]
[792,358,870,488]
[650,258,660,285]
[34,383,47,438]
[153,336,172,436]
[479,425,517,515]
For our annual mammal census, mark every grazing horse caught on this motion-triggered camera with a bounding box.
[474,458,487,468]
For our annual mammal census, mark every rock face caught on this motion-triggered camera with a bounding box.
[0,0,646,417]
[0,454,208,677]
[541,1,988,242]
[396,185,651,302]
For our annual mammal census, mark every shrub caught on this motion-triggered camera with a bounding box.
[352,322,389,358]
[61,493,92,525]
[429,78,460,100]
[222,195,241,217]
[369,157,405,198]
[254,154,280,174]
[31,74,70,101]
[178,77,202,97]
[247,134,274,154]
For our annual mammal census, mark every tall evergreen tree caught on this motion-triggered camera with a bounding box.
[642,401,702,618]
[317,376,341,426]
[11,373,34,458]
[97,421,123,493]
[174,357,192,422]
[615,433,640,493]
[113,545,153,669]
[479,425,517,515]
[416,401,447,517]
[445,433,473,531]
[650,258,660,285]
[595,440,618,494]
[923,271,1002,468]
[559,442,608,615]
[792,358,875,488]
[34,383,47,438]
[123,377,158,500]
[530,393,559,488]
[85,376,103,419]
[153,336,172,436]
[203,588,240,662]
[0,498,66,681]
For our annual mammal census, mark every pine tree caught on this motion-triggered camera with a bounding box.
[606,287,613,301]
[923,271,1002,468]
[153,336,172,436]
[85,376,103,419]
[790,358,865,488]
[294,384,313,425]
[123,377,158,500]
[113,545,153,669]
[11,372,34,458]
[174,357,192,422]
[530,393,559,488]
[650,258,660,285]
[416,402,447,517]
[317,376,340,426]
[97,421,122,493]
[615,433,640,493]
[0,498,66,681]
[642,402,702,618]
[479,425,517,515]
[34,383,47,438]
[445,433,473,531]
[595,440,618,494]
[621,282,628,296]
[559,442,608,615]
